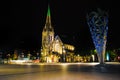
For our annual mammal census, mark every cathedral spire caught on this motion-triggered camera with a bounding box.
[43,4,54,32]
[47,4,50,17]
[45,4,51,25]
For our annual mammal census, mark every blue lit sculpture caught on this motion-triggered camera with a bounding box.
[87,8,108,64]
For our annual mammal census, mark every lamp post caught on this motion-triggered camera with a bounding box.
[62,46,66,62]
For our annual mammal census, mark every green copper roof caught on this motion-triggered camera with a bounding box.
[47,5,50,16]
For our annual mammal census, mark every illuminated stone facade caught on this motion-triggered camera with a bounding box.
[41,5,75,63]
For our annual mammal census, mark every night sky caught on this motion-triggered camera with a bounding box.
[0,0,119,52]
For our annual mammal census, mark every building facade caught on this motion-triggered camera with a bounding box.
[41,5,75,63]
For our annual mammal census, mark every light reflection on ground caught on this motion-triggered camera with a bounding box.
[0,62,120,80]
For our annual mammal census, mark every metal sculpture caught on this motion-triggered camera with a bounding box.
[87,8,108,64]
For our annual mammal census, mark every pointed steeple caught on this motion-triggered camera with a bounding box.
[47,4,50,17]
[43,4,53,32]
[45,4,51,25]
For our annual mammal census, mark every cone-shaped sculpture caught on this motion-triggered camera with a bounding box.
[87,8,108,64]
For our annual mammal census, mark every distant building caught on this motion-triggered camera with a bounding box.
[41,5,75,63]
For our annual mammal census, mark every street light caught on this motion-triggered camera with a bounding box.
[62,46,66,62]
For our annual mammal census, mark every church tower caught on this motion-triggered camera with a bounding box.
[41,5,54,62]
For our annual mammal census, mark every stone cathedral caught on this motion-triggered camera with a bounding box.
[41,5,75,63]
